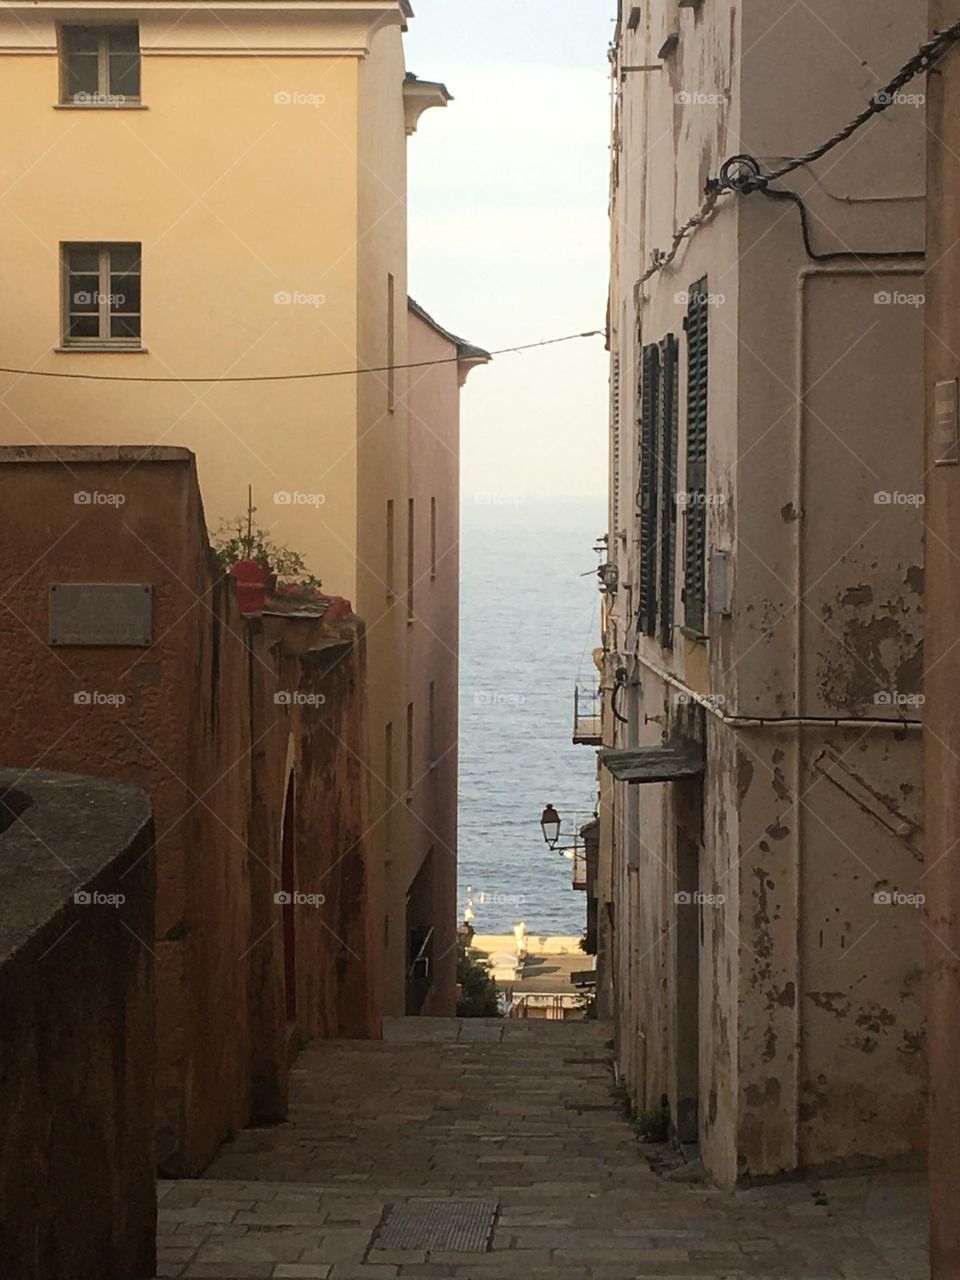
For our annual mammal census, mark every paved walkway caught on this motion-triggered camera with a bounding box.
[155,1018,928,1280]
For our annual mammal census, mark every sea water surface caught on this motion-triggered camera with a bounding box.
[458,496,606,937]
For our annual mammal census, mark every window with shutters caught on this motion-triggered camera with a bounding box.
[611,354,621,540]
[637,339,678,645]
[637,343,660,636]
[658,335,679,647]
[682,279,709,635]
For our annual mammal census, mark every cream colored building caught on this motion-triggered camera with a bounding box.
[0,0,487,1018]
[598,0,927,1186]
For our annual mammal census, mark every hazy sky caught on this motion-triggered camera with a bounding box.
[404,1,614,500]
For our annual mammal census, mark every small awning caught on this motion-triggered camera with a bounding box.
[600,741,704,783]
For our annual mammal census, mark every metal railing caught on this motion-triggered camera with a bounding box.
[572,849,588,891]
[573,682,603,745]
[405,925,434,1016]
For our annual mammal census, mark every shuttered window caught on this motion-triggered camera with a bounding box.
[683,279,709,634]
[658,335,679,647]
[638,343,660,636]
[611,354,622,540]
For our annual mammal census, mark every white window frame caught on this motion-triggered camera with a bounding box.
[59,25,141,106]
[62,243,142,350]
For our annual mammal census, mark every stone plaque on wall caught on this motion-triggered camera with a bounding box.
[49,584,153,647]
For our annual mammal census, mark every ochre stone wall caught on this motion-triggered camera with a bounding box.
[0,446,377,1177]
[0,769,156,1280]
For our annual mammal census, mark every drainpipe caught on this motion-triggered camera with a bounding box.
[632,652,921,729]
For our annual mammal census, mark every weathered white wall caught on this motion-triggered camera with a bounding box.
[602,0,927,1186]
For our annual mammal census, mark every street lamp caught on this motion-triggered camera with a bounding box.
[540,803,562,850]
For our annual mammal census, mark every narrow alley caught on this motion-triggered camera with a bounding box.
[7,3,960,1277]
[155,1020,927,1280]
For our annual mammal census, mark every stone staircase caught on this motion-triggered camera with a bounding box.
[154,1017,928,1279]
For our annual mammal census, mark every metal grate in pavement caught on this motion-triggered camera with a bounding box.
[375,1199,498,1252]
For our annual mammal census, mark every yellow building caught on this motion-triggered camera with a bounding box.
[0,0,488,1017]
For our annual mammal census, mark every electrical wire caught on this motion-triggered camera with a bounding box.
[639,188,721,283]
[752,170,923,262]
[0,330,603,385]
[638,16,960,282]
[726,15,960,191]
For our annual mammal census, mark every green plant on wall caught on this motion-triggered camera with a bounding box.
[210,510,323,591]
[632,1099,671,1142]
[456,936,501,1018]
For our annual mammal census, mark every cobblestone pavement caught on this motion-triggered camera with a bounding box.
[155,1018,929,1280]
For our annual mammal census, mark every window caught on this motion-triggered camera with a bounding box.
[683,279,709,634]
[658,334,679,647]
[61,26,140,105]
[638,343,660,637]
[407,497,415,622]
[611,353,621,540]
[428,681,436,767]
[384,722,394,850]
[387,273,396,413]
[406,703,414,800]
[63,244,141,348]
[430,497,438,579]
[637,334,679,645]
[386,499,395,597]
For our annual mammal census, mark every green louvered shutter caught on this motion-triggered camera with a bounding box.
[638,342,660,637]
[658,334,679,647]
[683,280,709,634]
[611,354,621,540]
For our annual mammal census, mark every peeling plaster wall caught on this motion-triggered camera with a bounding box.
[602,0,927,1187]
[922,5,960,1271]
[699,718,742,1188]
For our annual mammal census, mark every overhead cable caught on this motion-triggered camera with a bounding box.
[0,330,604,385]
[638,16,960,282]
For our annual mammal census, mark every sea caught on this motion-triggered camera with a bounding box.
[458,495,607,938]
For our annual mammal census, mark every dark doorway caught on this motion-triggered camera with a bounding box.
[406,850,436,1015]
[281,776,297,1025]
[675,827,700,1143]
